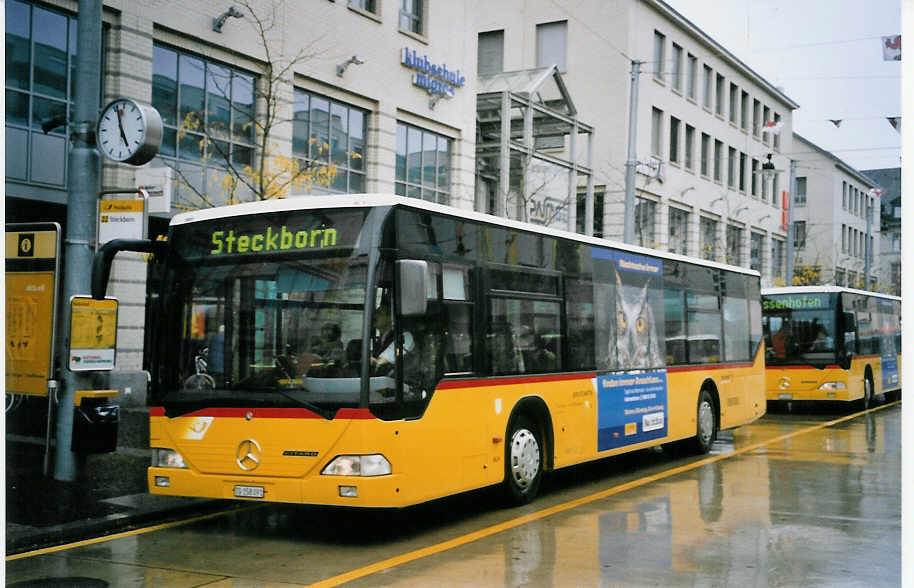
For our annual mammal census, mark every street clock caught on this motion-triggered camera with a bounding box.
[96,98,163,166]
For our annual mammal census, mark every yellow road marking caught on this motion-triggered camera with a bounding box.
[6,504,264,561]
[309,402,899,587]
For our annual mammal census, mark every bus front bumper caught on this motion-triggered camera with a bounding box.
[148,467,411,508]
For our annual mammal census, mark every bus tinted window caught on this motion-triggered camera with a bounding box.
[663,260,687,365]
[722,272,750,361]
[488,297,562,374]
[685,266,722,363]
[566,278,596,371]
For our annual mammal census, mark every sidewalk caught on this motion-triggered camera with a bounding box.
[5,438,234,555]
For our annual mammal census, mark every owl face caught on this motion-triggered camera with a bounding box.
[613,272,659,369]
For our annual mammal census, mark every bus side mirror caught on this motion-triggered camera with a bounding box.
[92,239,165,299]
[397,259,428,317]
[842,312,856,332]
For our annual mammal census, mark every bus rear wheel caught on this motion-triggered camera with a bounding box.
[503,415,543,505]
[690,389,717,455]
[861,373,873,410]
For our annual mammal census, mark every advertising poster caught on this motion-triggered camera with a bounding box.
[592,248,668,451]
[69,296,118,371]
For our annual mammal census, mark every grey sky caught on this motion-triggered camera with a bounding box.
[665,0,902,172]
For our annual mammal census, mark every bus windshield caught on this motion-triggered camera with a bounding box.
[762,293,836,365]
[154,208,386,416]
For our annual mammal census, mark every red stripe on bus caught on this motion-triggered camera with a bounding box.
[149,406,374,420]
[766,365,841,370]
[436,372,598,390]
[667,363,754,373]
[335,408,374,419]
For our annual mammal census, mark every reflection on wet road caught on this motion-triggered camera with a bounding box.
[7,403,901,587]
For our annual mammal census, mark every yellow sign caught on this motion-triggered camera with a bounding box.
[69,297,118,371]
[5,226,60,396]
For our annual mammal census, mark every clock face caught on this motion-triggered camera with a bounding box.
[96,98,162,166]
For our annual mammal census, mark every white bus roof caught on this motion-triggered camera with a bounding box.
[170,194,760,277]
[762,285,900,302]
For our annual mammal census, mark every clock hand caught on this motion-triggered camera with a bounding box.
[116,107,129,146]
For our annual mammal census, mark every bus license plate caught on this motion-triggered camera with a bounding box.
[778,394,793,400]
[234,485,264,498]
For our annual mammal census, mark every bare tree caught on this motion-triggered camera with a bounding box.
[167,0,342,210]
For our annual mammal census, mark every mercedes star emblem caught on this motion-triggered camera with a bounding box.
[236,439,262,471]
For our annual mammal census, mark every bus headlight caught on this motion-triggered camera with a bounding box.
[818,382,847,391]
[152,448,188,468]
[321,454,391,476]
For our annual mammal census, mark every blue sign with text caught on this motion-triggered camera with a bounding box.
[597,370,668,451]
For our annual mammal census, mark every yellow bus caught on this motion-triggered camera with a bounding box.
[94,195,766,507]
[761,286,901,408]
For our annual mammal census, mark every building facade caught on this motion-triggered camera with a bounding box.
[791,134,880,289]
[862,167,901,295]
[474,0,798,285]
[6,0,479,369]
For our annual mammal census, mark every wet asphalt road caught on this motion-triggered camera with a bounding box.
[6,402,901,587]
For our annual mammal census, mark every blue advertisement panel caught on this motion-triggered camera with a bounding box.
[881,353,899,388]
[597,370,668,451]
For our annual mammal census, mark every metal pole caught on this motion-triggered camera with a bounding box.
[864,197,872,289]
[623,61,642,244]
[54,0,103,481]
[785,159,797,285]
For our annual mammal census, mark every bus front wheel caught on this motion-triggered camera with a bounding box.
[861,373,873,410]
[503,415,543,505]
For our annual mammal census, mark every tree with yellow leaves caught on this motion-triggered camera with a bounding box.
[166,0,356,210]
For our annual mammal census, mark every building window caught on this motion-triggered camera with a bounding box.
[686,54,697,100]
[726,224,743,265]
[834,268,845,287]
[773,113,781,150]
[635,198,657,247]
[739,152,747,192]
[772,174,779,206]
[651,107,663,157]
[396,122,451,203]
[892,232,901,252]
[715,73,725,116]
[684,124,695,170]
[669,116,680,164]
[349,0,378,14]
[751,158,759,197]
[671,43,682,92]
[794,220,806,248]
[293,89,367,194]
[152,43,257,201]
[727,146,736,188]
[702,65,712,109]
[576,190,605,237]
[752,99,761,137]
[771,238,784,280]
[700,216,718,261]
[713,139,722,182]
[891,262,901,293]
[740,90,749,131]
[729,83,738,123]
[750,232,763,272]
[762,105,771,143]
[399,0,424,36]
[841,224,847,253]
[842,182,848,209]
[537,20,567,70]
[795,176,807,205]
[700,133,710,176]
[668,207,689,255]
[478,30,504,75]
[653,30,665,82]
[5,0,86,187]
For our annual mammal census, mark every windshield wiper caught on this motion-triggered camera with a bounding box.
[270,387,335,419]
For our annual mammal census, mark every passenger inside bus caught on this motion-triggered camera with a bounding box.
[370,293,414,376]
[771,319,789,360]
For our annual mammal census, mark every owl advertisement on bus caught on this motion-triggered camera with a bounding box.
[592,248,668,451]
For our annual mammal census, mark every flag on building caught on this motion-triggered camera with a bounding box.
[882,35,901,61]
[868,188,883,198]
[829,119,842,128]
[761,120,783,135]
[887,117,901,132]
